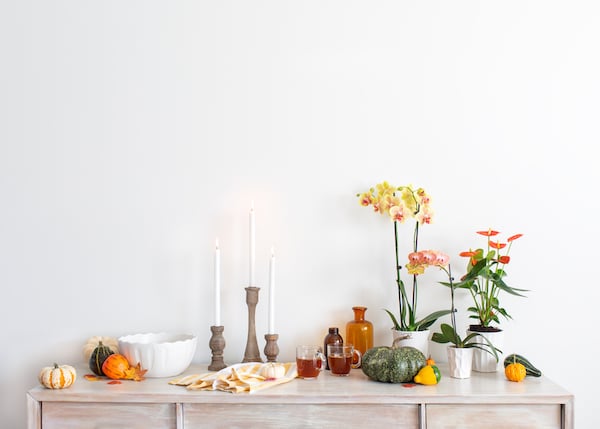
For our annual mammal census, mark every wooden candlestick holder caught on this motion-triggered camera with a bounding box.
[208,325,227,371]
[242,286,263,362]
[264,333,279,362]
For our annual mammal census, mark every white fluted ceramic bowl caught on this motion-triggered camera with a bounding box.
[118,333,197,378]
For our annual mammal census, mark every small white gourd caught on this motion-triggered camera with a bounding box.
[260,363,286,379]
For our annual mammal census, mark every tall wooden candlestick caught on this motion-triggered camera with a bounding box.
[242,286,263,362]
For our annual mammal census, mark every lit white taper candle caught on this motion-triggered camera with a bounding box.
[268,246,275,334]
[214,238,221,326]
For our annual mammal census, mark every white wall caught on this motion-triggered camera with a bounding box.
[2,1,598,427]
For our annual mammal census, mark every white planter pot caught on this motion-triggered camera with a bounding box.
[447,346,473,379]
[467,328,503,372]
[392,329,430,357]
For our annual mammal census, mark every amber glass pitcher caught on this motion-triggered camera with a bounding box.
[345,306,373,358]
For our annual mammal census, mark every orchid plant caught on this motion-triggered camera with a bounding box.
[431,264,500,359]
[454,229,526,329]
[357,182,452,331]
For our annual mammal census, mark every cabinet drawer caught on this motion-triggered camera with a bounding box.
[42,402,176,429]
[185,403,419,428]
[426,404,562,429]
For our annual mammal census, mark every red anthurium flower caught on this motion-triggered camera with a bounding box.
[489,241,506,249]
[498,255,510,264]
[477,230,499,237]
[508,233,523,242]
[459,251,478,265]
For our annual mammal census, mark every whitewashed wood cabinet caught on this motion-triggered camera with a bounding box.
[27,364,573,429]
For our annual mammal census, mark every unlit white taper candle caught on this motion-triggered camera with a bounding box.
[249,201,256,286]
[268,246,275,334]
[214,238,221,326]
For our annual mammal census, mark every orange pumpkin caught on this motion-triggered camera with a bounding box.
[102,354,131,380]
[101,353,148,381]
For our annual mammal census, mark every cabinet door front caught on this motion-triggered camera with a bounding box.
[42,402,176,429]
[426,404,562,429]
[186,403,419,428]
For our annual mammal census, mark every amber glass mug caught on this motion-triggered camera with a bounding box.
[296,346,326,379]
[326,344,362,376]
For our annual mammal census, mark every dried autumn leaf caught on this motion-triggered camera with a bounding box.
[123,362,147,381]
[84,374,101,382]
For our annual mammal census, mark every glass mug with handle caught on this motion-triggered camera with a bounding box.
[326,344,362,376]
[296,345,326,379]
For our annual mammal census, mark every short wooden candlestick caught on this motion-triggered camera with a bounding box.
[208,325,227,371]
[242,286,263,362]
[264,333,279,362]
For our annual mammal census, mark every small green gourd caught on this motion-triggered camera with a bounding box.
[89,341,115,376]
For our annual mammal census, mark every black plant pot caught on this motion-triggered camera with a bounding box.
[469,324,502,333]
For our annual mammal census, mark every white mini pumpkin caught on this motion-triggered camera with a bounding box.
[260,363,286,379]
[39,363,77,389]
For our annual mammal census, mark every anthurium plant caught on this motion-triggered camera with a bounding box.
[357,182,452,331]
[453,229,526,329]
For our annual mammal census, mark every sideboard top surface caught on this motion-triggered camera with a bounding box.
[28,363,573,406]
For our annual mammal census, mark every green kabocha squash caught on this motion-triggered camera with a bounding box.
[362,345,426,383]
[503,353,542,377]
[89,341,115,376]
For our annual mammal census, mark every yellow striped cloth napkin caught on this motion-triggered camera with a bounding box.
[169,362,297,393]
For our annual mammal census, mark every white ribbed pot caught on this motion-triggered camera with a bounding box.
[467,326,503,372]
[447,346,473,379]
[392,329,430,357]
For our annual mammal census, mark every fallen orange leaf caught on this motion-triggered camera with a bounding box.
[84,374,101,381]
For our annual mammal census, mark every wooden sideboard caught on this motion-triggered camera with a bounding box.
[27,363,574,429]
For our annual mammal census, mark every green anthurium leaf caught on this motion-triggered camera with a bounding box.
[451,278,475,289]
[489,273,527,297]
[461,259,487,280]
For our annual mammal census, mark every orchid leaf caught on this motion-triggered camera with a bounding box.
[415,309,453,330]
[384,309,402,331]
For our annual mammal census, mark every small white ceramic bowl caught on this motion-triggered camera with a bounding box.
[118,333,197,378]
